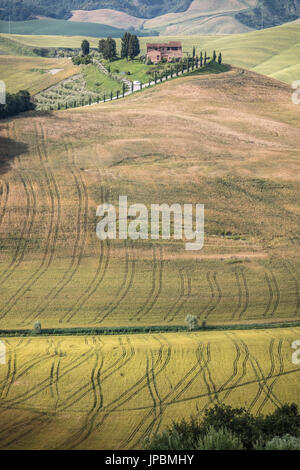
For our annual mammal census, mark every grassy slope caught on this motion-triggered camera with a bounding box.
[0,55,78,94]
[0,19,137,38]
[0,328,299,449]
[0,67,300,329]
[2,22,300,83]
[83,64,122,95]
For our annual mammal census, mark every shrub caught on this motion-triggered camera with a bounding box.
[33,321,42,334]
[185,314,199,331]
[255,435,300,450]
[197,427,244,450]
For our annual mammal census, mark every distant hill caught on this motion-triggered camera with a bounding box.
[1,0,300,35]
[0,0,194,21]
[236,0,300,29]
[0,19,158,37]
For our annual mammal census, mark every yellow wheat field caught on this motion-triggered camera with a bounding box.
[0,328,299,449]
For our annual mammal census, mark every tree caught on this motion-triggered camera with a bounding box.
[200,51,203,67]
[192,46,196,59]
[212,50,217,61]
[185,314,198,331]
[204,51,207,65]
[218,52,222,65]
[128,35,140,60]
[121,32,131,60]
[81,40,90,56]
[0,90,35,120]
[98,39,106,54]
[103,37,117,61]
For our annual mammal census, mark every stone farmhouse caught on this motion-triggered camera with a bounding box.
[146,41,184,64]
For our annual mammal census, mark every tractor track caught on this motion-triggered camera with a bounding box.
[130,246,163,322]
[164,270,191,323]
[94,240,136,324]
[29,138,88,325]
[0,122,37,287]
[0,121,61,322]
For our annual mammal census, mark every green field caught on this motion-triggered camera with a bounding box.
[2,22,300,83]
[0,19,148,38]
[0,328,299,449]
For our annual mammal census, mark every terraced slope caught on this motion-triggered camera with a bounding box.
[0,328,299,449]
[0,67,300,329]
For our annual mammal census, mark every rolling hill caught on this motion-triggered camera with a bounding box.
[2,22,300,84]
[1,0,300,35]
[0,67,300,329]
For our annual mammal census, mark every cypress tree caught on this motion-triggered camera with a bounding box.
[200,51,203,67]
[121,32,131,60]
[98,39,106,54]
[103,37,117,61]
[128,35,140,60]
[213,50,217,62]
[218,52,222,65]
[204,51,207,66]
[81,40,90,56]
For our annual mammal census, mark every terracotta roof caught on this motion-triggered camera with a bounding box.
[146,41,182,48]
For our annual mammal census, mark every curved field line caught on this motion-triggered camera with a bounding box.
[55,336,136,416]
[256,339,284,416]
[0,411,52,450]
[94,336,170,444]
[129,245,155,321]
[200,272,215,319]
[116,335,173,450]
[64,185,110,324]
[0,181,9,228]
[221,335,250,401]
[238,269,249,320]
[231,270,243,320]
[205,272,222,319]
[130,245,163,322]
[238,338,283,413]
[163,268,184,321]
[48,339,62,409]
[0,122,37,287]
[126,340,209,450]
[27,138,88,325]
[0,123,11,229]
[165,270,191,323]
[282,259,300,317]
[0,122,61,322]
[268,270,280,317]
[263,273,273,317]
[1,343,96,408]
[93,240,136,324]
[57,338,104,449]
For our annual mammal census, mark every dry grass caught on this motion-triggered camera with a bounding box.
[0,55,78,94]
[0,68,299,329]
[69,9,145,29]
